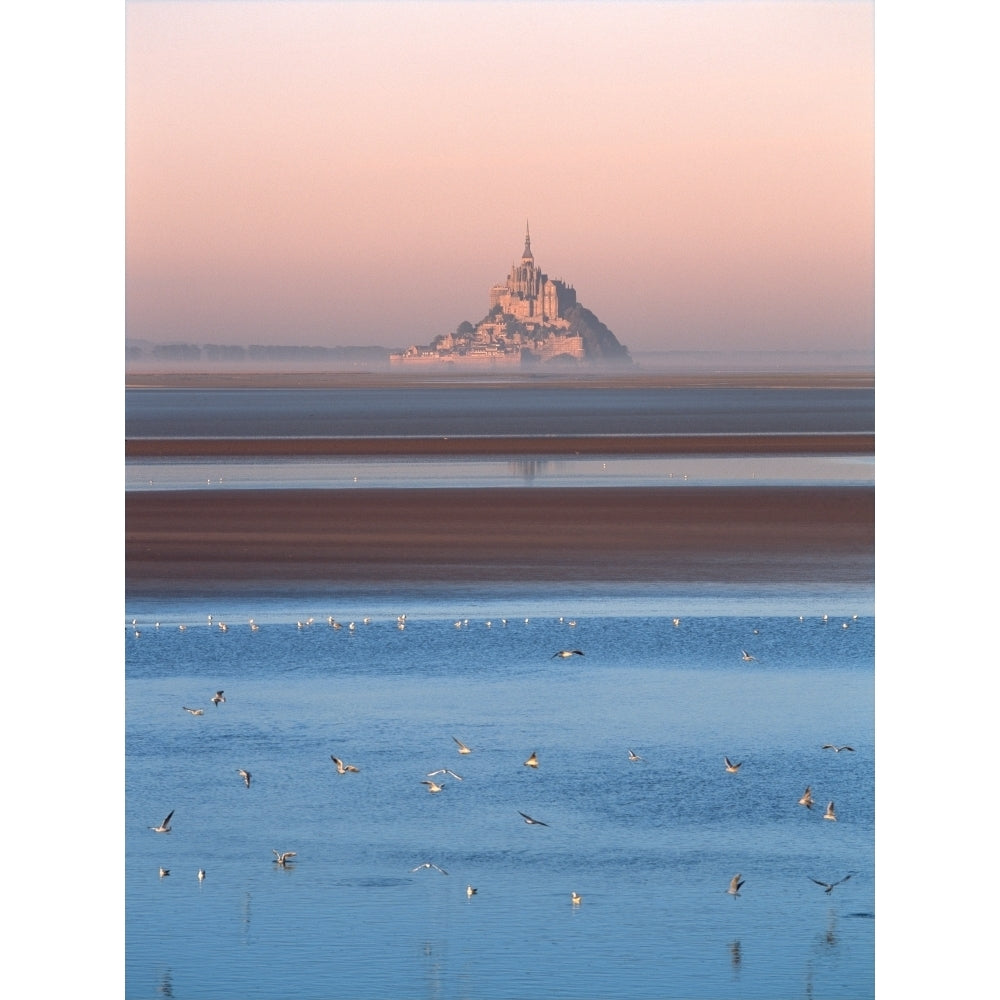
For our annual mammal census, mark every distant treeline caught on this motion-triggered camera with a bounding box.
[126,342,391,363]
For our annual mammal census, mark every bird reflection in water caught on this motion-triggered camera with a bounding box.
[729,940,742,972]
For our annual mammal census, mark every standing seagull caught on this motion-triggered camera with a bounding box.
[159,868,170,878]
[237,769,252,788]
[331,756,360,774]
[211,691,226,707]
[149,810,174,834]
[724,757,743,773]
[823,802,838,821]
[411,862,448,875]
[523,751,539,769]
[452,737,473,754]
[272,850,297,867]
[727,874,745,896]
[809,874,853,894]
[518,811,550,826]
[798,786,814,809]
[466,885,477,897]
[552,649,584,659]
[822,744,855,753]
[571,892,582,905]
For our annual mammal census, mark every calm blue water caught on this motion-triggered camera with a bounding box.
[126,591,874,1000]
[126,384,875,997]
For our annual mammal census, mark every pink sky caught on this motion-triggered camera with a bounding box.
[126,1,873,354]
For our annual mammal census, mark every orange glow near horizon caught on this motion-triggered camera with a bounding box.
[126,1,873,353]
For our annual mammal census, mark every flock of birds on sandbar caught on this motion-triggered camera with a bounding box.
[136,610,866,905]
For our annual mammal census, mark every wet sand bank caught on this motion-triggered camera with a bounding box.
[126,433,873,459]
[125,485,874,592]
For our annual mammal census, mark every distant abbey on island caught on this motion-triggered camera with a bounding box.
[390,225,631,367]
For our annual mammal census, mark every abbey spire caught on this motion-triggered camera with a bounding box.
[522,220,533,261]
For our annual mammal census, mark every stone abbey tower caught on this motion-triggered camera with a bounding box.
[488,222,577,326]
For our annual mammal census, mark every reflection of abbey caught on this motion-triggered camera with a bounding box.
[390,225,630,367]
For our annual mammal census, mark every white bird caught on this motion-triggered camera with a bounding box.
[810,874,853,894]
[822,744,855,753]
[672,618,681,627]
[422,780,444,793]
[149,810,174,834]
[411,862,448,875]
[823,802,837,821]
[523,751,539,768]
[518,811,549,826]
[571,892,582,905]
[741,650,756,662]
[183,707,204,716]
[211,691,225,706]
[452,737,473,754]
[727,874,745,896]
[552,649,584,659]
[198,869,206,881]
[159,867,170,878]
[724,756,743,773]
[798,786,814,809]
[272,850,297,866]
[331,756,360,774]
[237,769,251,788]
[427,769,463,781]
[627,749,643,762]
[466,885,477,897]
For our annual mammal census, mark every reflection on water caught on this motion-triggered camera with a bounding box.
[729,939,742,972]
[507,458,553,481]
[126,453,874,491]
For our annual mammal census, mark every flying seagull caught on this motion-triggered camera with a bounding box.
[272,850,297,867]
[571,892,582,905]
[237,769,251,788]
[427,769,463,781]
[823,802,837,821]
[422,780,445,793]
[822,744,855,753]
[411,862,448,875]
[182,707,204,716]
[211,691,225,706]
[331,756,360,774]
[798,786,814,809]
[552,650,584,659]
[149,810,174,834]
[725,756,743,773]
[452,737,473,754]
[627,749,643,762]
[523,751,539,768]
[741,650,756,662]
[518,811,550,826]
[727,874,745,896]
[809,874,853,894]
